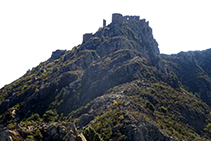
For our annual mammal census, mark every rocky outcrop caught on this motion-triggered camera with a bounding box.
[49,49,66,62]
[72,93,126,121]
[41,122,86,141]
[122,120,174,141]
[0,128,19,141]
[0,122,87,141]
[161,49,211,107]
[80,13,165,73]
[72,92,175,141]
[0,86,37,115]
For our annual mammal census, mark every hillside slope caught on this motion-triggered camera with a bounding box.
[0,13,211,141]
[162,49,211,107]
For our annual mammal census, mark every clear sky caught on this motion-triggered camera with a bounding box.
[0,0,211,88]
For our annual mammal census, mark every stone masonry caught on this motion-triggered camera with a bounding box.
[83,33,93,43]
[111,13,149,27]
[112,13,123,24]
[82,13,149,44]
[103,19,106,27]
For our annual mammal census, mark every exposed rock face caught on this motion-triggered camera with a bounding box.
[0,128,19,141]
[78,114,94,129]
[0,122,87,141]
[162,49,211,107]
[122,122,173,141]
[72,92,175,141]
[0,86,37,115]
[49,49,66,62]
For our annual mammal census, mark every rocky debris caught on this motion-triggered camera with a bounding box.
[124,122,174,141]
[0,128,21,141]
[72,93,126,119]
[91,93,125,111]
[41,122,84,141]
[0,122,87,141]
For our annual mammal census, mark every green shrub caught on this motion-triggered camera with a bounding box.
[165,121,172,128]
[150,88,157,94]
[153,83,164,90]
[119,114,124,121]
[150,76,156,81]
[22,85,27,91]
[145,101,155,111]
[33,131,43,140]
[43,110,58,122]
[160,106,167,113]
[118,135,127,141]
[27,135,34,139]
[7,122,16,129]
[27,113,42,122]
[83,126,103,141]
[194,100,202,106]
[204,123,211,133]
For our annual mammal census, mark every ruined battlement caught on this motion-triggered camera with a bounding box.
[82,13,149,44]
[83,33,93,43]
[111,13,149,27]
[112,13,123,24]
[123,15,140,22]
[103,19,106,27]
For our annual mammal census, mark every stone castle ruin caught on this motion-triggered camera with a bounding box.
[82,33,93,43]
[82,13,149,43]
[112,13,149,27]
[112,13,123,24]
[103,19,106,27]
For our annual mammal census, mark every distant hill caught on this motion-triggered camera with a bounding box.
[0,13,211,141]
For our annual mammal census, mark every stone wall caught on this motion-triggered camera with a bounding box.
[112,13,123,24]
[83,33,93,43]
[123,15,140,22]
[103,19,106,27]
[82,13,149,45]
[111,13,149,27]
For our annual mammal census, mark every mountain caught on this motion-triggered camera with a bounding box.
[162,49,211,107]
[0,13,211,141]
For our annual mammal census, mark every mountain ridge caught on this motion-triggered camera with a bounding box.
[1,13,211,141]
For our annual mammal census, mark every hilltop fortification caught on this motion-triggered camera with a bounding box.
[112,13,148,26]
[82,13,149,43]
[2,12,211,141]
[82,33,93,43]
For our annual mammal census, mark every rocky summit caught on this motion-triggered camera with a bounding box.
[1,13,211,141]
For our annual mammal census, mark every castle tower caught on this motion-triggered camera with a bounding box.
[112,13,123,24]
[82,33,93,43]
[103,19,106,27]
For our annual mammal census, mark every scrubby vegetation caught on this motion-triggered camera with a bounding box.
[1,14,211,140]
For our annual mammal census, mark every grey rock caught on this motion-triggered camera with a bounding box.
[49,49,66,62]
[78,114,94,128]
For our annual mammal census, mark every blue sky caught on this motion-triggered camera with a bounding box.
[0,0,211,88]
